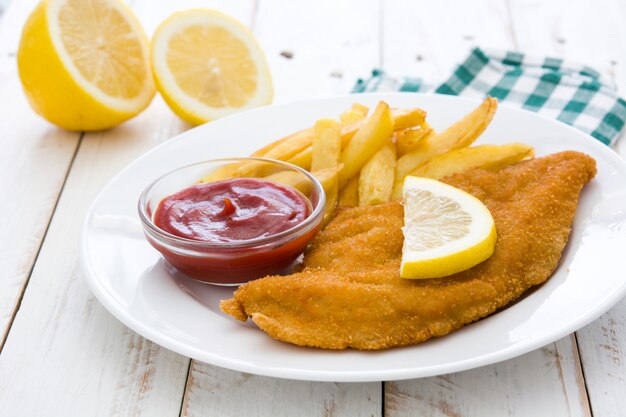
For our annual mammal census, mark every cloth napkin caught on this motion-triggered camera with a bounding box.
[353,48,626,146]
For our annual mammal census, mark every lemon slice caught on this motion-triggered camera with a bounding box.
[401,176,496,279]
[18,0,155,131]
[151,10,273,125]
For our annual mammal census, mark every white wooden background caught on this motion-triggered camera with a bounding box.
[0,0,625,416]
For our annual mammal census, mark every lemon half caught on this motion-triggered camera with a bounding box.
[18,0,155,131]
[151,9,273,125]
[401,176,496,279]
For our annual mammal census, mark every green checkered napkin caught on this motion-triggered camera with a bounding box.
[353,48,626,146]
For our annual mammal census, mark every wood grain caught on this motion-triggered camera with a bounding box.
[577,315,626,417]
[382,0,513,81]
[509,0,626,414]
[381,1,592,416]
[387,336,589,417]
[0,0,81,347]
[253,0,380,103]
[175,1,384,415]
[0,0,193,413]
[0,97,192,417]
[508,0,626,85]
[0,0,12,16]
[181,362,381,417]
[0,0,625,415]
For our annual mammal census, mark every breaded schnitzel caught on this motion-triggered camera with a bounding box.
[221,151,597,350]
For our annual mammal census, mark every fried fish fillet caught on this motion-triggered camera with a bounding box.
[221,151,597,349]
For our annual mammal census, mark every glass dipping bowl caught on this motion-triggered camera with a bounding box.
[138,157,325,285]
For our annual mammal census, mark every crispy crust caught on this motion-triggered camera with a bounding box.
[221,151,597,350]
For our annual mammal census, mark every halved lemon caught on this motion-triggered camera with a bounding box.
[18,0,156,131]
[401,176,496,279]
[151,9,273,125]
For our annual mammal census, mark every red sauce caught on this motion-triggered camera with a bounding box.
[153,178,311,242]
[147,178,320,284]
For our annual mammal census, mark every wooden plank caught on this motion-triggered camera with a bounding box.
[609,0,626,157]
[176,1,382,415]
[0,0,203,414]
[615,131,626,156]
[508,0,626,87]
[181,362,381,417]
[0,0,12,16]
[0,0,81,345]
[130,0,254,35]
[508,1,626,415]
[0,98,191,416]
[382,0,514,81]
[576,313,626,417]
[387,336,589,417]
[253,0,380,103]
[381,1,591,415]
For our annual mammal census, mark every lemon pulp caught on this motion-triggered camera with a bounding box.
[401,176,496,279]
[151,10,273,125]
[18,0,155,130]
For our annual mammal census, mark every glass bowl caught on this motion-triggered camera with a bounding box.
[138,157,325,285]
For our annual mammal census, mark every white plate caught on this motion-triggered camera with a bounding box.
[81,93,626,382]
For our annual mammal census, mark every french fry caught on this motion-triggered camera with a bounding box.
[391,107,427,130]
[194,97,526,229]
[313,165,341,193]
[312,165,342,224]
[358,141,397,206]
[352,103,369,116]
[200,160,278,183]
[338,176,359,207]
[310,119,342,222]
[267,165,342,223]
[339,101,394,188]
[264,171,313,195]
[396,125,434,156]
[199,164,236,183]
[287,146,312,170]
[287,106,418,172]
[480,144,534,171]
[410,143,534,179]
[340,111,362,127]
[260,118,361,164]
[201,129,313,182]
[262,129,315,161]
[322,183,339,225]
[391,97,498,199]
[338,108,424,137]
[287,120,365,170]
[340,103,369,125]
[279,112,385,159]
[337,123,363,147]
[208,105,428,183]
[229,159,286,179]
[311,119,341,171]
[251,135,291,157]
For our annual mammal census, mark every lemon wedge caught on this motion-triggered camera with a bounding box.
[18,0,155,131]
[401,176,496,279]
[151,9,273,125]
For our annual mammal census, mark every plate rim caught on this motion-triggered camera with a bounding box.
[81,92,626,382]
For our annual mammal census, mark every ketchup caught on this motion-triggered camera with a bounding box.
[153,178,311,242]
[145,177,321,285]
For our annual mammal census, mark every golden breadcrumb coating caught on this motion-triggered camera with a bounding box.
[221,151,597,350]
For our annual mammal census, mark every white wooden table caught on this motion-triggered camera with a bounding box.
[1,0,625,415]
